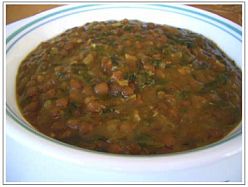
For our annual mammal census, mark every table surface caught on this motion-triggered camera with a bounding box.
[6,4,242,26]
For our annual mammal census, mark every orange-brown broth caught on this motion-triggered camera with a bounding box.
[16,20,242,154]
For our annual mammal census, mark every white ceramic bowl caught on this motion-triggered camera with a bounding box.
[6,4,243,182]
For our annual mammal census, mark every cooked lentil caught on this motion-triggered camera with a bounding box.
[16,19,242,155]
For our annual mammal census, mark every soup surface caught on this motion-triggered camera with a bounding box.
[16,19,241,155]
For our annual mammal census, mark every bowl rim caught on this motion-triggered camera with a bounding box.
[6,3,243,171]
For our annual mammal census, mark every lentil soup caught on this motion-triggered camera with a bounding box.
[16,20,241,155]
